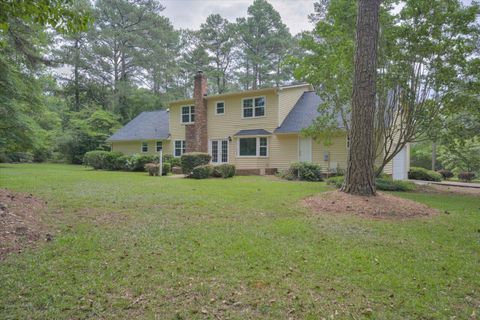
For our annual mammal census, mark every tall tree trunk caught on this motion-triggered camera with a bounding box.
[341,0,381,196]
[431,142,436,171]
[74,38,80,112]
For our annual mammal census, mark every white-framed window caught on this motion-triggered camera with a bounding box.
[174,140,186,157]
[215,101,225,115]
[259,137,268,156]
[210,139,228,163]
[242,96,265,118]
[156,141,163,152]
[141,142,148,153]
[237,137,269,157]
[181,105,195,124]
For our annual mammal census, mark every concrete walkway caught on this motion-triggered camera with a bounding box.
[411,180,480,189]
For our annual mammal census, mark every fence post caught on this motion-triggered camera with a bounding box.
[159,149,163,176]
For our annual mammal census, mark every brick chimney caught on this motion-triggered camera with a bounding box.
[185,71,208,153]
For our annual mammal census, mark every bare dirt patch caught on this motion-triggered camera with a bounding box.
[303,190,438,220]
[0,188,50,259]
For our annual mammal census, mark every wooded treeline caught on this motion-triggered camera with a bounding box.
[1,0,479,172]
[1,0,299,163]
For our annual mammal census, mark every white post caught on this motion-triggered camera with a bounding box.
[159,149,163,176]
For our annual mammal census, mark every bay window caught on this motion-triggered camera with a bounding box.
[238,137,268,157]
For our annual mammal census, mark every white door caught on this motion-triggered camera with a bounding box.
[299,137,312,162]
[392,147,407,180]
[210,139,229,163]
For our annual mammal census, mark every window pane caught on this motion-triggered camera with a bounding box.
[182,106,189,114]
[259,138,267,156]
[255,106,265,117]
[175,141,182,157]
[255,97,265,107]
[182,114,190,123]
[259,146,267,156]
[243,108,253,118]
[243,99,253,108]
[142,142,148,152]
[221,141,228,162]
[156,141,162,151]
[212,141,218,163]
[239,138,257,156]
[182,141,186,154]
[216,102,224,114]
[190,113,195,122]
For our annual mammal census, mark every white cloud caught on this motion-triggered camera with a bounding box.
[161,0,316,35]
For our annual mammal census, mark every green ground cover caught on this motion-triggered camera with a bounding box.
[0,164,478,319]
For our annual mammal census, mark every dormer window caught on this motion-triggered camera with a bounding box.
[181,105,195,124]
[242,97,265,118]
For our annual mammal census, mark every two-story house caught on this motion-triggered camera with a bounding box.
[107,71,410,179]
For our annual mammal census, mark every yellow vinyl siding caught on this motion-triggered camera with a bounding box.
[170,91,280,170]
[311,134,348,172]
[270,134,299,170]
[111,140,171,156]
[168,102,189,141]
[277,85,312,125]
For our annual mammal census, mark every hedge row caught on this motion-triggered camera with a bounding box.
[83,151,177,174]
[180,153,212,176]
[191,164,236,179]
[326,175,416,192]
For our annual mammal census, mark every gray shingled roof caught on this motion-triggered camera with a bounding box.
[234,129,272,136]
[107,110,170,141]
[275,91,343,133]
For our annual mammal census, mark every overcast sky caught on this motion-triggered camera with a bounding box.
[162,0,316,35]
[161,0,476,35]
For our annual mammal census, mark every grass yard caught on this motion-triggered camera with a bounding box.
[0,164,479,319]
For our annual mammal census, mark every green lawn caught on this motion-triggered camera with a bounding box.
[0,164,479,319]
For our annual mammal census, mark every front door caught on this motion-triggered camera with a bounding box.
[299,137,312,162]
[211,139,229,163]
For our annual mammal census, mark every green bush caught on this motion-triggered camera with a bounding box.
[326,175,344,188]
[375,178,416,191]
[212,164,236,178]
[408,167,442,182]
[0,153,10,163]
[114,155,131,171]
[32,148,51,163]
[181,152,212,176]
[7,152,33,163]
[280,162,323,181]
[327,175,416,191]
[457,172,475,182]
[83,151,123,170]
[163,154,181,167]
[103,151,123,170]
[191,164,213,179]
[126,153,159,171]
[162,162,171,175]
[437,169,454,180]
